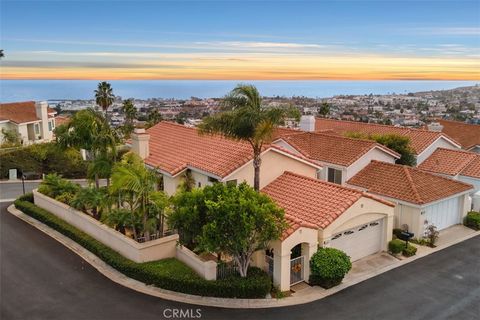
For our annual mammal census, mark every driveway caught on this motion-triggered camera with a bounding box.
[1,201,479,320]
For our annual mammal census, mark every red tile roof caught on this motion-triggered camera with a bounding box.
[347,161,473,205]
[277,132,399,166]
[144,122,319,178]
[262,171,394,239]
[315,118,459,155]
[54,115,71,126]
[418,148,480,179]
[0,101,56,124]
[436,120,480,150]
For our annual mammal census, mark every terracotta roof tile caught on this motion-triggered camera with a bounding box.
[262,171,394,239]
[0,101,56,124]
[437,120,480,150]
[418,148,480,179]
[347,161,473,205]
[315,118,459,155]
[277,132,400,166]
[145,122,319,178]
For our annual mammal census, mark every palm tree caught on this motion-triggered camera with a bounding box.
[146,108,162,128]
[198,84,300,191]
[71,186,108,220]
[110,152,169,241]
[55,108,120,187]
[120,99,137,138]
[0,50,4,59]
[95,81,115,120]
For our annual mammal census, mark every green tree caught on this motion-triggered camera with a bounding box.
[71,186,109,220]
[120,99,137,138]
[110,152,169,241]
[170,182,287,277]
[1,128,21,147]
[146,108,163,128]
[317,102,330,118]
[198,84,300,191]
[95,81,115,119]
[345,132,416,166]
[0,49,4,59]
[55,108,120,187]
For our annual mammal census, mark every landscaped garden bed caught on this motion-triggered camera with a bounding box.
[14,193,272,299]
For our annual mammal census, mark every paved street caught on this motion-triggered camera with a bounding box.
[1,201,479,320]
[0,182,41,201]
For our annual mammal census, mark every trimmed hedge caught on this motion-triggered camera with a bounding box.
[464,211,480,231]
[309,247,352,289]
[388,239,405,254]
[14,195,271,298]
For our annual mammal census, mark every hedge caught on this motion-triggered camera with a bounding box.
[14,195,271,298]
[464,211,480,231]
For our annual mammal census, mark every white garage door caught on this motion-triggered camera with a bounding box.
[330,219,383,262]
[424,197,460,232]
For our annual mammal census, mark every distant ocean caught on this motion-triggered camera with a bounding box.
[1,80,478,102]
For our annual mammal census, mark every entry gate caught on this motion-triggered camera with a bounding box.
[290,255,304,285]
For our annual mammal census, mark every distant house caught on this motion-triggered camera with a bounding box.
[347,161,473,237]
[129,122,322,195]
[300,117,461,165]
[435,119,480,153]
[0,101,57,145]
[273,131,400,185]
[418,148,480,194]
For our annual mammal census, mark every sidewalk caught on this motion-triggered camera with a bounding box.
[7,204,479,309]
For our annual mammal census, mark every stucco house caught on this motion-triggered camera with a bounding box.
[434,119,480,153]
[272,131,400,185]
[0,101,57,146]
[418,148,480,194]
[347,161,473,238]
[130,122,322,195]
[301,117,461,165]
[255,171,395,291]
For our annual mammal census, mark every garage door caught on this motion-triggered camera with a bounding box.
[424,197,460,232]
[330,219,383,262]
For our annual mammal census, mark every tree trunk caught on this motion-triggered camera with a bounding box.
[95,173,100,189]
[253,151,262,191]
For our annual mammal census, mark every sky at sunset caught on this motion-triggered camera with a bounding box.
[1,0,479,80]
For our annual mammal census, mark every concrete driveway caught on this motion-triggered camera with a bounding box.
[1,201,479,320]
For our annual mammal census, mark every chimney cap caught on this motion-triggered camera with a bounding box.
[133,128,146,134]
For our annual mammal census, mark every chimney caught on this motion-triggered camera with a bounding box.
[427,122,444,132]
[131,128,150,159]
[35,101,50,140]
[299,115,316,132]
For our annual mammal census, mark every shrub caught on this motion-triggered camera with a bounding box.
[425,225,439,247]
[388,239,406,254]
[402,245,417,257]
[464,211,480,231]
[309,247,352,289]
[0,142,87,179]
[13,197,271,298]
[38,173,80,200]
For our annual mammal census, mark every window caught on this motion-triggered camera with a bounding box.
[34,124,40,134]
[48,121,52,131]
[208,176,219,183]
[226,179,237,186]
[327,168,342,184]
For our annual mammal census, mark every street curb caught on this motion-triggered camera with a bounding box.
[0,179,89,184]
[7,204,479,309]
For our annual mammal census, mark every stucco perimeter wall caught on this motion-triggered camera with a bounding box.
[228,149,319,189]
[176,246,217,280]
[32,190,178,263]
[393,203,422,237]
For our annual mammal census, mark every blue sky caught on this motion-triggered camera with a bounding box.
[1,0,479,79]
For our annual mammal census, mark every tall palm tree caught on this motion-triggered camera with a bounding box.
[120,99,137,138]
[95,81,115,120]
[110,152,169,241]
[198,84,300,191]
[0,49,4,59]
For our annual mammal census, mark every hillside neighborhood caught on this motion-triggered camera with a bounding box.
[1,83,479,301]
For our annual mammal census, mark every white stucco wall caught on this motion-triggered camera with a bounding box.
[416,137,460,165]
[227,149,319,189]
[33,190,178,262]
[459,176,480,194]
[346,148,397,180]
